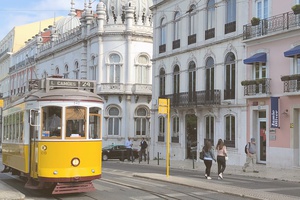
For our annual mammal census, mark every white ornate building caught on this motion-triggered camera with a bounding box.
[5,0,153,147]
[150,0,249,164]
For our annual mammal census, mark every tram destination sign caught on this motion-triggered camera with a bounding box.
[48,80,95,90]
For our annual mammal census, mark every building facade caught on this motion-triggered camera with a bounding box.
[4,0,153,148]
[150,0,248,165]
[242,0,300,168]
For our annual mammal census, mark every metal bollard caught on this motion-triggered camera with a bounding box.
[157,152,159,165]
[192,153,195,169]
[147,151,149,164]
[121,151,124,162]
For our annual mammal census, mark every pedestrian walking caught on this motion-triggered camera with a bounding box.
[139,137,148,162]
[216,139,227,179]
[125,137,133,161]
[202,140,216,180]
[242,137,259,173]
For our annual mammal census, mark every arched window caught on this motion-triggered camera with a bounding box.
[135,107,149,136]
[172,116,179,143]
[91,56,97,80]
[174,11,180,41]
[205,57,214,97]
[207,0,215,29]
[160,17,166,45]
[224,52,236,99]
[188,4,196,36]
[173,65,180,94]
[158,116,165,142]
[108,53,121,83]
[136,55,150,84]
[225,114,235,147]
[74,61,79,79]
[159,68,166,96]
[205,115,214,145]
[55,67,60,75]
[64,64,69,78]
[188,61,196,102]
[108,107,120,136]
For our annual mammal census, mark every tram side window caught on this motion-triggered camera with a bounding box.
[89,107,102,139]
[66,106,86,138]
[42,106,62,138]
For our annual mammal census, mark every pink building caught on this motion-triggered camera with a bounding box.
[243,0,300,168]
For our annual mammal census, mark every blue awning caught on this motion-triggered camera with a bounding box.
[243,53,267,64]
[284,45,300,57]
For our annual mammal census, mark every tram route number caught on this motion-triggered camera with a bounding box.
[49,80,94,89]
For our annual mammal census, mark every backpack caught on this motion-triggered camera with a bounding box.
[244,142,250,154]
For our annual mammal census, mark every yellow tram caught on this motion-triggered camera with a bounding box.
[1,78,103,194]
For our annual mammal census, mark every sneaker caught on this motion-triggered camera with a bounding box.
[218,173,223,179]
[205,174,207,178]
[207,176,212,180]
[253,170,259,173]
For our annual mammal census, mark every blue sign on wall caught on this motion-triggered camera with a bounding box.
[271,97,279,128]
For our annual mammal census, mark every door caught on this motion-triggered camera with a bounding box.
[186,114,197,159]
[258,118,266,163]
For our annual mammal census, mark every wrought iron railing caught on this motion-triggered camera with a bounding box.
[281,75,300,92]
[243,11,300,40]
[188,34,196,45]
[205,28,215,40]
[163,89,221,107]
[172,39,180,49]
[225,21,236,34]
[242,78,271,96]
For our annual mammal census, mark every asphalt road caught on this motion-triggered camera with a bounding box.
[103,161,300,199]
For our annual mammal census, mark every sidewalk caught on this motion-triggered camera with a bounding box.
[0,159,299,200]
[130,159,300,200]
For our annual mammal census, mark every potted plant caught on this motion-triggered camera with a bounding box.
[256,78,267,85]
[292,4,300,15]
[290,74,300,80]
[281,75,290,81]
[241,80,250,86]
[251,17,260,26]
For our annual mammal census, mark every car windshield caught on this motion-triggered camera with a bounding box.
[103,145,114,149]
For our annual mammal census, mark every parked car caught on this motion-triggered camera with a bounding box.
[102,144,139,161]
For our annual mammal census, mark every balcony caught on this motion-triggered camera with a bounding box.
[188,34,196,45]
[172,39,180,49]
[132,84,152,95]
[224,89,235,100]
[163,89,221,107]
[205,28,215,40]
[281,74,300,93]
[241,78,271,96]
[243,11,300,40]
[159,44,166,53]
[99,83,124,94]
[224,21,236,34]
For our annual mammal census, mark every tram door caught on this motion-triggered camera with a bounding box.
[257,112,266,163]
[29,110,39,177]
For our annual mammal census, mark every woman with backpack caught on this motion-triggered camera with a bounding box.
[216,139,227,179]
[202,140,216,180]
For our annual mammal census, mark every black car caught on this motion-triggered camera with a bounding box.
[102,145,139,161]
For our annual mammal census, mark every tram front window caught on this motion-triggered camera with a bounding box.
[42,106,62,138]
[66,106,86,138]
[89,107,102,139]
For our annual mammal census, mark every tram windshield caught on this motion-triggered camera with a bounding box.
[65,106,86,138]
[42,106,62,138]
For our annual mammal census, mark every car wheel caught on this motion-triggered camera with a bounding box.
[102,154,108,161]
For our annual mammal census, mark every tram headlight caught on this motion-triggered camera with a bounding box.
[91,169,95,173]
[71,158,80,167]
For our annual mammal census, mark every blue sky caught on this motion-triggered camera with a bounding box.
[0,0,95,39]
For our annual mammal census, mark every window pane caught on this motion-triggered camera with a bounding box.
[42,106,62,137]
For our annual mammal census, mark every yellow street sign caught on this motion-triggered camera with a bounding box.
[0,99,3,108]
[158,98,168,114]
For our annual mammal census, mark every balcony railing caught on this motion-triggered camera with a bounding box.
[243,11,300,40]
[224,89,235,100]
[159,44,166,53]
[281,74,300,92]
[188,34,196,45]
[99,83,124,93]
[225,21,236,34]
[205,28,215,40]
[172,39,180,49]
[132,84,152,95]
[241,78,271,96]
[163,89,221,107]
